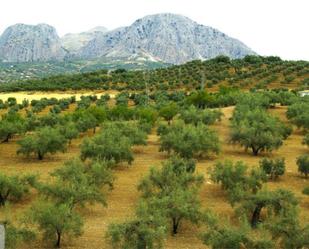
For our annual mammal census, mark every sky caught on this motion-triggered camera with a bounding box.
[0,0,308,60]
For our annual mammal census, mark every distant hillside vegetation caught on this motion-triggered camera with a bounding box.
[0,55,308,92]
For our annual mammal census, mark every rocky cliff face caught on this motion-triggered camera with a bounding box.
[79,13,255,64]
[0,23,66,62]
[61,26,108,53]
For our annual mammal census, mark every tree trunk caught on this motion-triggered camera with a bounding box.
[0,195,5,206]
[1,134,11,143]
[252,146,259,156]
[56,231,61,248]
[93,126,96,134]
[172,217,180,235]
[38,151,43,160]
[137,234,147,249]
[251,204,263,228]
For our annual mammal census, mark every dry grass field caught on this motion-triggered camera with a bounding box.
[0,91,118,104]
[0,101,308,248]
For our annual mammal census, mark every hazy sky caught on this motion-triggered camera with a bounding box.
[1,0,308,60]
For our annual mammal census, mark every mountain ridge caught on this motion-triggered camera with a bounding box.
[0,13,256,64]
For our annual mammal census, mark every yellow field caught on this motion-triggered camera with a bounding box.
[0,104,309,248]
[0,90,118,103]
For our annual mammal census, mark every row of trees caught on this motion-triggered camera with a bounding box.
[2,117,153,247]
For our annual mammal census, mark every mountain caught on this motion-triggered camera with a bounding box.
[79,13,255,64]
[0,13,255,64]
[0,23,66,62]
[61,26,108,53]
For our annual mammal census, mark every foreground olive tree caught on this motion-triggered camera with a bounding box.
[138,157,204,235]
[28,201,83,248]
[236,189,298,228]
[0,173,36,206]
[38,159,114,209]
[106,202,166,249]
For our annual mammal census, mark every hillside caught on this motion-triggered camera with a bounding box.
[0,58,168,83]
[1,55,308,92]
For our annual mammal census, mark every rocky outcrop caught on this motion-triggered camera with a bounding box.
[0,23,66,62]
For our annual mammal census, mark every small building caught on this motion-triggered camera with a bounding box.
[298,90,309,97]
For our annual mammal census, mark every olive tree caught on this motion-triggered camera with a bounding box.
[80,128,134,164]
[106,202,166,249]
[138,157,204,235]
[180,105,223,126]
[259,158,285,180]
[287,102,309,130]
[27,201,83,248]
[268,209,309,249]
[296,154,309,178]
[17,127,67,160]
[0,173,36,206]
[202,214,273,249]
[230,108,289,156]
[159,122,220,159]
[0,112,25,143]
[71,109,98,133]
[102,122,148,146]
[236,189,298,228]
[57,122,79,145]
[158,102,179,125]
[209,160,266,204]
[4,221,35,249]
[38,159,113,209]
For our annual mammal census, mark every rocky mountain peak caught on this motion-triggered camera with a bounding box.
[0,23,66,62]
[79,13,255,64]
